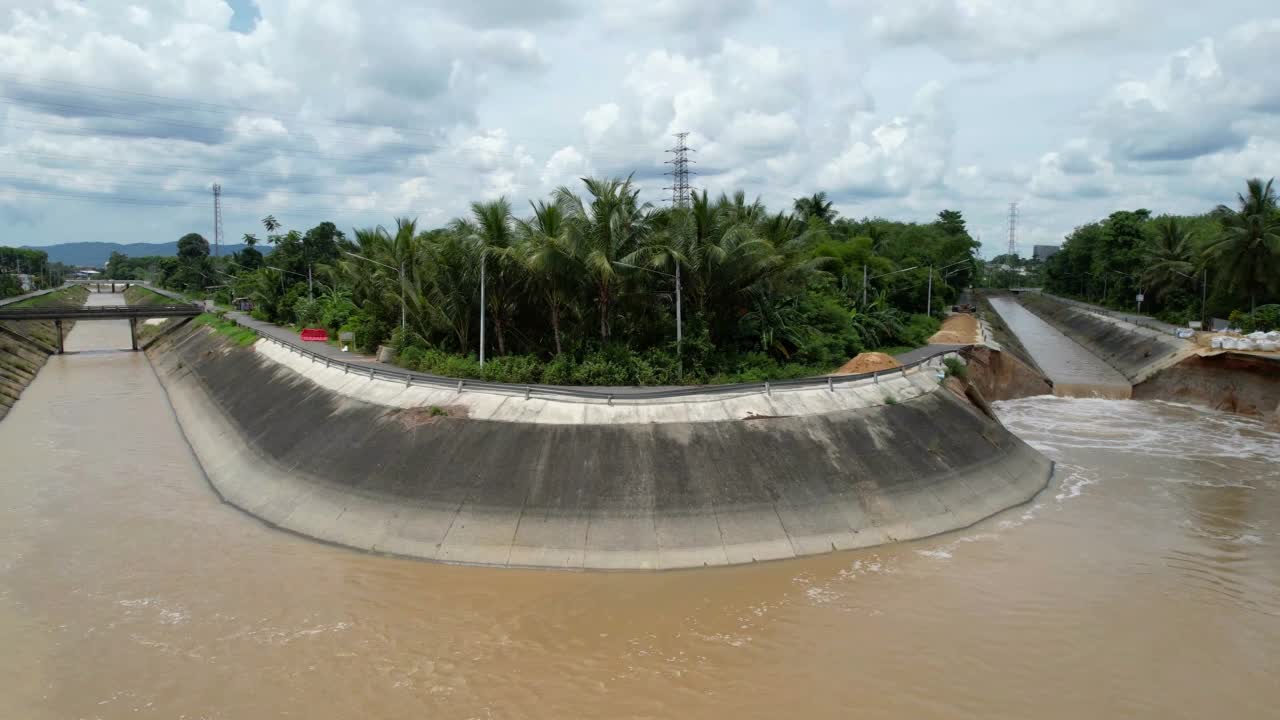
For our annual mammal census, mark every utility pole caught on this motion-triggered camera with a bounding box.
[664,131,695,375]
[212,183,223,258]
[1007,202,1018,258]
[926,266,933,316]
[479,256,486,368]
[862,264,868,306]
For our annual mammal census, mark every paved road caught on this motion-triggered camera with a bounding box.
[894,344,966,365]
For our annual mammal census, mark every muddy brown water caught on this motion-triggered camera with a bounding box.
[987,296,1132,398]
[2,296,1279,719]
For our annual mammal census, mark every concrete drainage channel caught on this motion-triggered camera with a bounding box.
[148,321,1054,570]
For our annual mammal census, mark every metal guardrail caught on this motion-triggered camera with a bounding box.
[0,304,203,321]
[242,321,968,403]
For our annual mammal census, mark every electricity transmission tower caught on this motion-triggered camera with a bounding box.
[212,183,224,257]
[664,132,695,208]
[663,132,695,375]
[1007,202,1018,258]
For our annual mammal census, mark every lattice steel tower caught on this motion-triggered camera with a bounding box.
[212,183,224,257]
[1007,202,1018,257]
[664,132,695,207]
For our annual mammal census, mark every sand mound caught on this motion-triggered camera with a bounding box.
[834,352,902,375]
[929,313,979,345]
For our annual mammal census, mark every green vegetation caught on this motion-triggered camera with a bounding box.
[1230,305,1280,332]
[9,285,89,309]
[1,247,71,298]
[193,313,258,346]
[943,357,967,379]
[1044,177,1280,324]
[117,180,981,385]
[122,285,170,306]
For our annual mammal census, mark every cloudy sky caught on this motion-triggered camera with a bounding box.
[1,1,1277,257]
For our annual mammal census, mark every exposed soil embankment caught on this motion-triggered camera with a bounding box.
[1016,293,1189,382]
[0,285,89,422]
[1135,352,1280,422]
[962,346,1054,401]
[148,324,1053,570]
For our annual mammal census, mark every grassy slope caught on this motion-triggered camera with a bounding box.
[0,285,90,420]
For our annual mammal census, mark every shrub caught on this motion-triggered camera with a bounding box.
[293,297,322,326]
[943,356,967,379]
[1240,304,1280,332]
[481,354,544,384]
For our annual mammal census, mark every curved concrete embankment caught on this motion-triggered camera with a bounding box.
[149,325,1053,570]
[1015,293,1192,383]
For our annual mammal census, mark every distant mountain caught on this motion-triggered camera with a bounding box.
[23,241,249,267]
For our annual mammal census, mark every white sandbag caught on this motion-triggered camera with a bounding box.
[1211,336,1225,349]
[1258,341,1278,352]
[1221,338,1239,350]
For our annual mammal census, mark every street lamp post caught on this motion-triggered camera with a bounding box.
[616,260,682,373]
[926,259,969,317]
[479,254,485,368]
[343,251,405,340]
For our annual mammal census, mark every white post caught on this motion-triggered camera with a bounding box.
[479,255,486,368]
[675,262,683,379]
[926,265,933,316]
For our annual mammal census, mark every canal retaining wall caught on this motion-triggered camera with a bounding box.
[148,324,1053,570]
[0,285,90,422]
[1014,293,1192,383]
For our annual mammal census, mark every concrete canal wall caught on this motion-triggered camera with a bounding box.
[1014,293,1191,383]
[149,324,1053,570]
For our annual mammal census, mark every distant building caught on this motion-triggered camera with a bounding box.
[16,273,33,291]
[1033,245,1060,261]
[70,268,102,279]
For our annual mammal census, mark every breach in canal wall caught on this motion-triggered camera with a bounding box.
[148,323,1053,570]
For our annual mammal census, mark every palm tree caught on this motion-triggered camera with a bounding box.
[555,176,652,342]
[1141,217,1195,302]
[518,199,578,355]
[1204,177,1280,311]
[452,199,522,356]
[793,192,836,224]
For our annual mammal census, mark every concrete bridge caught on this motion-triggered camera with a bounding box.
[0,304,202,354]
[68,280,134,293]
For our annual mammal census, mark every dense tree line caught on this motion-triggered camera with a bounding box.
[0,247,67,298]
[134,178,978,384]
[1043,178,1280,327]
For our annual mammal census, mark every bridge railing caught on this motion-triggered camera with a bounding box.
[246,327,969,403]
[0,304,203,321]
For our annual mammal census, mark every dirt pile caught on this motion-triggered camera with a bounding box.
[929,313,980,345]
[834,352,901,375]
